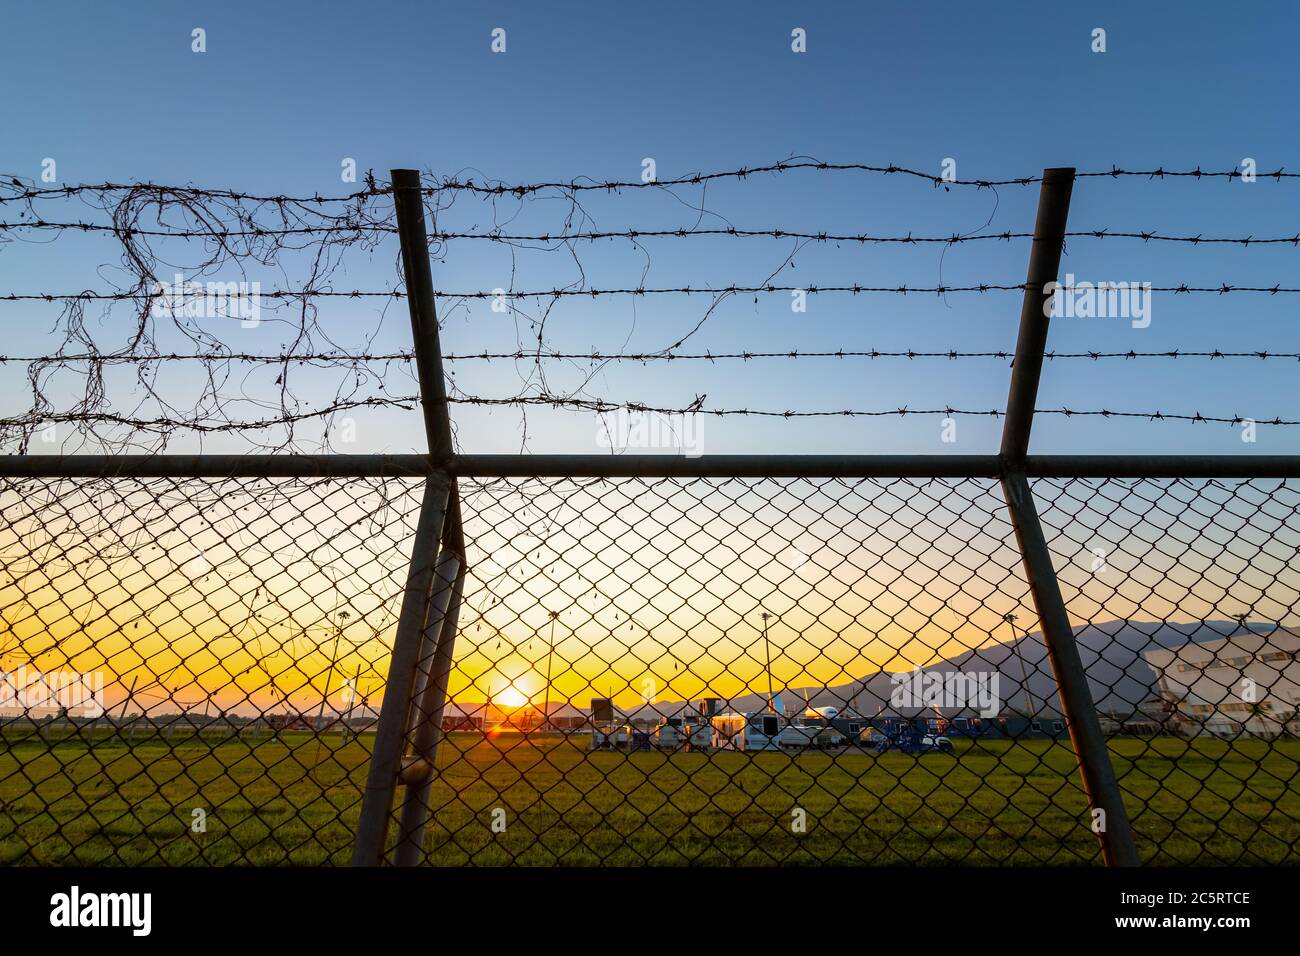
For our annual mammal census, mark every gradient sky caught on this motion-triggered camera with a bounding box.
[1,0,1297,459]
[3,2,1299,717]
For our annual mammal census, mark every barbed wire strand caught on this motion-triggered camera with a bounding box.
[5,348,1300,365]
[5,397,1294,432]
[5,219,1299,248]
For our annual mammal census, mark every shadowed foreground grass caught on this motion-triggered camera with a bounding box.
[0,730,1295,865]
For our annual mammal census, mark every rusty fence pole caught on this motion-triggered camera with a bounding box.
[392,493,466,865]
[998,167,1140,867]
[392,168,455,462]
[350,477,449,865]
[391,549,462,866]
[351,168,463,866]
[350,168,466,866]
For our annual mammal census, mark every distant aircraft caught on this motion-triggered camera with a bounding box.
[802,689,838,721]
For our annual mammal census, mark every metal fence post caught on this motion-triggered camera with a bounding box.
[352,168,465,867]
[998,167,1140,867]
[392,557,465,865]
[392,168,454,463]
[390,487,466,865]
[1002,471,1139,865]
[1001,168,1075,462]
[350,476,449,865]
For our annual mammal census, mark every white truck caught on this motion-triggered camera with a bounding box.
[653,716,712,750]
[780,720,845,751]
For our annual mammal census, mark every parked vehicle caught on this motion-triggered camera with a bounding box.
[653,716,711,750]
[712,711,784,751]
[781,721,845,750]
[859,726,890,751]
[590,723,632,750]
[653,717,684,749]
[898,733,955,754]
[871,731,955,754]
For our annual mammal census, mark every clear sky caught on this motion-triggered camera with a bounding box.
[2,0,1297,458]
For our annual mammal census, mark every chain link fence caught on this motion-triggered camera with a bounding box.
[4,165,1300,866]
[5,472,1294,864]
[1036,476,1300,864]
[0,475,426,864]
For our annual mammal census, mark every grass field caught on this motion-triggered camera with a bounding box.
[1,730,1296,865]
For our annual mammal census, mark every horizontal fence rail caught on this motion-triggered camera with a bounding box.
[5,455,1300,479]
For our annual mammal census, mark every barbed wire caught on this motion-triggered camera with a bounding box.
[415,161,1297,196]
[444,348,1300,362]
[446,396,1300,426]
[1077,166,1296,181]
[11,281,1300,304]
[6,219,1299,248]
[0,351,415,365]
[0,172,409,454]
[0,220,395,238]
[0,290,406,302]
[444,227,1300,247]
[5,395,1294,433]
[5,161,1295,210]
[1063,230,1300,246]
[432,283,1300,299]
[0,180,395,205]
[0,396,416,438]
[4,162,1299,455]
[6,348,1300,365]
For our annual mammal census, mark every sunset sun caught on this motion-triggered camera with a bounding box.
[494,686,529,709]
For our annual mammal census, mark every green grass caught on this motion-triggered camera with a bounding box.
[1,730,1296,865]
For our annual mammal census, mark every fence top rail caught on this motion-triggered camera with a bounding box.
[0,454,1299,480]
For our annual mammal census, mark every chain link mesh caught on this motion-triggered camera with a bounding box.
[1036,477,1300,864]
[0,475,425,864]
[2,474,1296,864]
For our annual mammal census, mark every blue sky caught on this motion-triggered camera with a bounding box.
[1,0,1297,456]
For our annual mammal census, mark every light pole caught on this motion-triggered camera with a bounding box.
[760,611,775,712]
[1004,612,1035,719]
[316,608,350,731]
[541,610,558,732]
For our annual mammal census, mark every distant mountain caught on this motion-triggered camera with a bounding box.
[616,619,1268,721]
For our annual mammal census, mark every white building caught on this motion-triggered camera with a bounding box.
[1141,627,1300,738]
